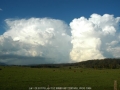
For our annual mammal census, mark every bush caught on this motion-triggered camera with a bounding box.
[69,67,72,69]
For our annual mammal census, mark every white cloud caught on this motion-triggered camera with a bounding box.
[1,13,120,65]
[70,13,120,62]
[0,8,2,11]
[0,18,72,65]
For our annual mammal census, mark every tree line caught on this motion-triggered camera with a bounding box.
[30,58,120,69]
[77,58,120,69]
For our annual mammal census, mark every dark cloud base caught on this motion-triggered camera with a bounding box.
[0,54,58,65]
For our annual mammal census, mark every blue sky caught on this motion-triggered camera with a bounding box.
[0,0,120,34]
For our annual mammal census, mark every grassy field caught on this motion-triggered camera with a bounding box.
[0,66,120,90]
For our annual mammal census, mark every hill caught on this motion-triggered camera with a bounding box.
[77,58,120,69]
[30,58,120,69]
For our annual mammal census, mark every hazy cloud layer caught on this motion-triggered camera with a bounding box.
[0,14,120,65]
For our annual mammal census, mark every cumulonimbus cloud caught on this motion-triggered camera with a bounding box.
[0,18,72,65]
[0,13,120,65]
[70,13,120,62]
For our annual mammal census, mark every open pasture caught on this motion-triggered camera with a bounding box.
[0,66,120,90]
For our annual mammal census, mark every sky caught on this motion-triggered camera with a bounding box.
[0,0,120,65]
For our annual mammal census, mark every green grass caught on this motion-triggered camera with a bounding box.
[0,66,120,90]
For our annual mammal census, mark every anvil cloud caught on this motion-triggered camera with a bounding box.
[0,18,72,64]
